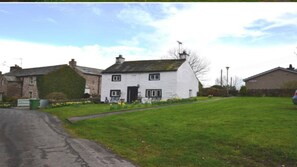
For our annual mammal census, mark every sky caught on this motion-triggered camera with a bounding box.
[1,3,297,87]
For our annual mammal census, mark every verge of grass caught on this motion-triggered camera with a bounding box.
[42,103,111,121]
[67,97,297,167]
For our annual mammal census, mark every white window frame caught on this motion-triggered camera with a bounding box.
[145,89,162,98]
[110,90,121,97]
[112,75,121,82]
[149,73,160,81]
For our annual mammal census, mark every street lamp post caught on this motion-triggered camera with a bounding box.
[226,66,230,96]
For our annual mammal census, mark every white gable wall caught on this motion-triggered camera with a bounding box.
[101,71,178,102]
[176,62,199,98]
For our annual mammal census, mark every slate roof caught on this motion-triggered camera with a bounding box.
[4,76,18,82]
[5,65,66,77]
[243,67,297,82]
[102,59,186,74]
[76,66,102,75]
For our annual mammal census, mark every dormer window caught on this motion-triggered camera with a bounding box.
[149,73,160,81]
[112,75,121,82]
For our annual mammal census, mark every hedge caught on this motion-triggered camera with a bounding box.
[246,89,295,97]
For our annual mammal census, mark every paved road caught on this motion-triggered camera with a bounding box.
[0,108,136,167]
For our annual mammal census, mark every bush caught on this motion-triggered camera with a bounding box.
[0,102,12,108]
[240,86,247,96]
[246,89,295,97]
[50,100,92,108]
[46,92,67,101]
[83,93,91,98]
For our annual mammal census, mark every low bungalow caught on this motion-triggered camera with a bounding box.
[243,64,297,90]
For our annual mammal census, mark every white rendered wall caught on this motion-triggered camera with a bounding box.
[101,71,178,102]
[176,62,199,98]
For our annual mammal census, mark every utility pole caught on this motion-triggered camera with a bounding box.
[226,66,230,96]
[220,69,223,86]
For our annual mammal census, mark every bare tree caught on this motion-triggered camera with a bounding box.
[165,48,210,81]
[231,76,243,90]
[215,75,243,90]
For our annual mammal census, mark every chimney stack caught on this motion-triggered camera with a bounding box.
[179,50,188,59]
[287,64,294,70]
[116,55,125,64]
[69,59,77,68]
[10,65,22,72]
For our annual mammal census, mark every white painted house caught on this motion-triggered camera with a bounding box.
[101,55,199,103]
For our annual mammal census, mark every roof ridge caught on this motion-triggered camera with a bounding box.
[124,59,185,63]
[20,64,67,70]
[243,66,297,81]
[76,65,103,70]
[102,58,185,74]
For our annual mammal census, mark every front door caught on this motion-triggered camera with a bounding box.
[127,87,138,103]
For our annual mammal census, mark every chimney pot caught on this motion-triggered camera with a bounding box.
[116,55,125,64]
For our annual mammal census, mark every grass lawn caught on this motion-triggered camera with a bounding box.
[43,96,210,121]
[47,97,297,166]
[44,103,111,121]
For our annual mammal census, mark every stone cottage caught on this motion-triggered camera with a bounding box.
[0,59,102,99]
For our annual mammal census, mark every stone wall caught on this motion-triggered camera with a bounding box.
[22,76,39,98]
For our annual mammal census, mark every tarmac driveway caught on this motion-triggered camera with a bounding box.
[0,108,136,167]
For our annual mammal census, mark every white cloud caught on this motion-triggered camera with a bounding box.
[3,3,297,88]
[149,3,297,47]
[117,7,153,26]
[117,3,297,86]
[0,40,152,73]
[201,43,297,87]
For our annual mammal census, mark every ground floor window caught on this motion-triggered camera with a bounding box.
[145,89,162,100]
[110,90,121,102]
[29,91,33,98]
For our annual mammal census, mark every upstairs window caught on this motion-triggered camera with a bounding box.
[149,73,160,81]
[145,89,162,99]
[112,75,121,82]
[29,77,35,85]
